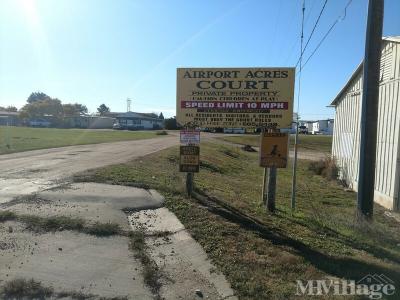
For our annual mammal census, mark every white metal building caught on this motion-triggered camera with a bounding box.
[330,36,400,211]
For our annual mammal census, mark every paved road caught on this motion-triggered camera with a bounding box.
[0,134,179,203]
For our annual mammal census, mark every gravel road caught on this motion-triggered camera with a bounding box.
[0,134,179,203]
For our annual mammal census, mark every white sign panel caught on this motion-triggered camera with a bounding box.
[180,130,200,145]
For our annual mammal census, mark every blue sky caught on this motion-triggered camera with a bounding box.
[0,0,399,119]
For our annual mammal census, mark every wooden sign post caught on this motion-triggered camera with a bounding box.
[260,129,289,212]
[179,129,200,197]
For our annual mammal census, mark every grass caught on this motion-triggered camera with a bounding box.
[0,126,165,154]
[1,278,53,299]
[0,210,17,222]
[129,230,162,297]
[83,221,122,237]
[220,134,333,154]
[0,278,128,300]
[74,141,400,299]
[0,212,122,237]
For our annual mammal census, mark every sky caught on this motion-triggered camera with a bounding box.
[0,0,399,119]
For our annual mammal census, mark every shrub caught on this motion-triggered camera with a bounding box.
[309,157,339,181]
[156,130,168,135]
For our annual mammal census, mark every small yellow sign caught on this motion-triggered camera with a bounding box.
[259,132,289,168]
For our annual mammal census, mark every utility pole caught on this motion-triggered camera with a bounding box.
[127,98,132,112]
[291,0,305,211]
[357,0,384,219]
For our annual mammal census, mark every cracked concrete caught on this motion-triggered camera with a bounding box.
[1,183,237,299]
[129,208,238,300]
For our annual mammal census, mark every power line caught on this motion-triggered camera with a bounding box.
[300,0,353,71]
[304,0,317,26]
[282,0,309,65]
[295,0,328,68]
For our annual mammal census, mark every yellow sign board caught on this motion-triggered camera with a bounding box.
[176,68,295,128]
[259,132,289,168]
[180,146,200,172]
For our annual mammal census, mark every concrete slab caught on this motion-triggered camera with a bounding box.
[39,183,165,211]
[129,208,238,300]
[3,183,165,231]
[129,207,185,233]
[0,221,152,299]
[1,184,236,299]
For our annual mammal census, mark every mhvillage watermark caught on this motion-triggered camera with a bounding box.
[296,274,396,299]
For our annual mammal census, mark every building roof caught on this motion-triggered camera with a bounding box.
[115,111,163,121]
[329,36,400,107]
[0,111,19,116]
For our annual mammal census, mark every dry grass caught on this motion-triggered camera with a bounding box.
[0,278,129,300]
[75,141,400,299]
[129,230,162,297]
[0,212,122,237]
[308,157,339,181]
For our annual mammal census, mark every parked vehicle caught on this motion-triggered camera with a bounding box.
[299,125,308,134]
[223,128,245,134]
[29,119,51,127]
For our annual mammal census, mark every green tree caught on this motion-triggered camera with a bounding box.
[7,106,18,112]
[74,103,88,115]
[27,92,51,103]
[0,106,18,112]
[63,103,88,117]
[158,112,164,119]
[21,99,63,118]
[164,116,180,130]
[97,104,110,116]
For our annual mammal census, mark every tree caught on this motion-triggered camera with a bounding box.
[74,103,88,115]
[62,104,76,117]
[6,106,18,112]
[63,103,88,117]
[164,116,180,130]
[27,92,51,103]
[0,106,18,112]
[21,98,63,118]
[97,104,110,116]
[158,112,164,119]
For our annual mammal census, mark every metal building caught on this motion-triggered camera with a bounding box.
[113,112,164,130]
[330,36,400,211]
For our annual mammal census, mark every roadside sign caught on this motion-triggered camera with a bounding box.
[180,130,200,145]
[176,68,295,129]
[180,145,200,172]
[259,132,289,168]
